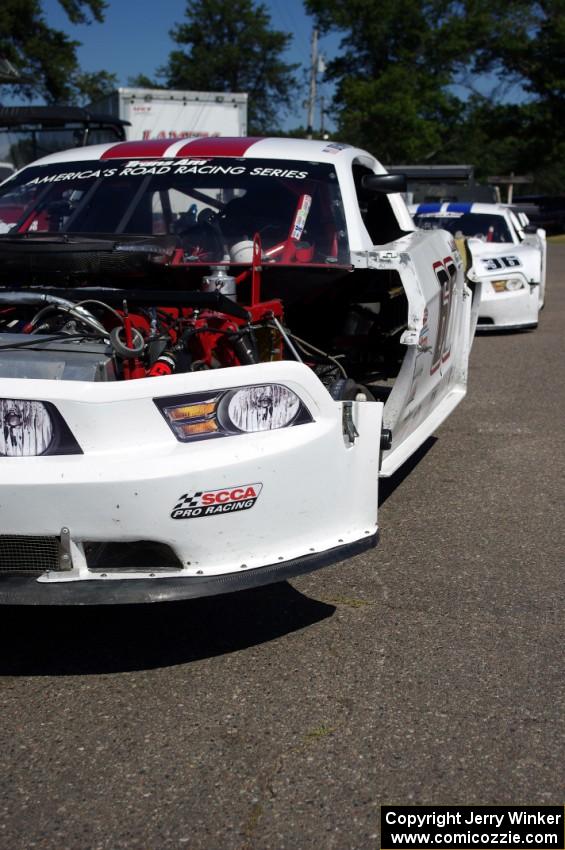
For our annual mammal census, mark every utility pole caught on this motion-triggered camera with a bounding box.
[306,27,318,139]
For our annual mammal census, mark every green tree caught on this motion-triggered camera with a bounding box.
[0,0,115,103]
[156,0,299,133]
[304,0,497,161]
[305,0,565,188]
[127,74,162,90]
[469,0,565,188]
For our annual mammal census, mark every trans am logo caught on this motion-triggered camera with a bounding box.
[171,484,263,519]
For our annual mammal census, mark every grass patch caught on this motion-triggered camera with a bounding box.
[241,802,263,847]
[304,724,335,742]
[322,596,374,608]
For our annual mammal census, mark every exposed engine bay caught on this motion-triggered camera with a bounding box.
[0,267,286,383]
[0,239,407,390]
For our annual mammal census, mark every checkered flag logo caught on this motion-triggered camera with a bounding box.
[171,483,262,520]
[174,492,202,511]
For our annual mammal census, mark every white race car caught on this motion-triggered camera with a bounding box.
[0,137,478,603]
[410,202,546,331]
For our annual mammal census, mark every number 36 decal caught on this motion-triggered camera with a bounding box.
[481,255,522,271]
[431,256,457,375]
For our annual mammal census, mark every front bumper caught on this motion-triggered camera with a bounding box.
[477,282,539,330]
[0,534,378,605]
[0,361,383,603]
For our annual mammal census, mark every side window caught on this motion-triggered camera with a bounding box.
[352,162,405,245]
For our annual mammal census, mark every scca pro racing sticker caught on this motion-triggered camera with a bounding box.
[171,483,263,519]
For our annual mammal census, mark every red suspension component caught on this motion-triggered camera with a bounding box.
[121,301,146,380]
[100,259,285,379]
[251,232,262,305]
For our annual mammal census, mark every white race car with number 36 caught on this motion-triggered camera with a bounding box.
[411,201,546,331]
[0,137,478,603]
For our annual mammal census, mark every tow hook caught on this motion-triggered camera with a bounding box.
[59,527,73,571]
[380,428,393,451]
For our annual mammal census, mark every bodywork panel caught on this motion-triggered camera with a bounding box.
[358,230,473,476]
[0,362,382,582]
[467,239,542,329]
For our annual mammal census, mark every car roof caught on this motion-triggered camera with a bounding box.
[410,201,508,216]
[24,136,379,169]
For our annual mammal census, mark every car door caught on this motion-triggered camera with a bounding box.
[366,229,473,476]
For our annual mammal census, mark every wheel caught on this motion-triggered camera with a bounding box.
[328,378,375,401]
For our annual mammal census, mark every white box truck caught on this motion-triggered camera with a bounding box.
[89,87,248,141]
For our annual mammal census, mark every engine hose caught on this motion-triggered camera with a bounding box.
[228,330,259,365]
[148,351,177,377]
[109,325,145,359]
[0,291,108,337]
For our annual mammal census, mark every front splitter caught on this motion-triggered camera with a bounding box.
[0,533,378,605]
[476,321,538,332]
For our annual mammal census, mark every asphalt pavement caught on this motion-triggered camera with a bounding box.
[1,247,563,850]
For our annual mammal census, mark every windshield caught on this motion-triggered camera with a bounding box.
[0,157,349,265]
[413,212,514,243]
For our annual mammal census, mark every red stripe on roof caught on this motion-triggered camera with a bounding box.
[175,137,262,157]
[100,140,176,160]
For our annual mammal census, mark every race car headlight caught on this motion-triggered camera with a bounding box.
[226,385,300,432]
[0,399,53,456]
[0,398,82,457]
[156,384,312,442]
[505,278,524,291]
[492,278,524,292]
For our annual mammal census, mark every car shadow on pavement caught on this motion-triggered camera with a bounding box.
[378,436,437,506]
[0,582,335,677]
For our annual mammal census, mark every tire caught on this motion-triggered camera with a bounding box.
[328,378,375,401]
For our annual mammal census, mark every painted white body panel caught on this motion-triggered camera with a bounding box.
[523,229,547,307]
[473,279,539,329]
[467,240,540,329]
[0,361,382,581]
[361,231,473,476]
